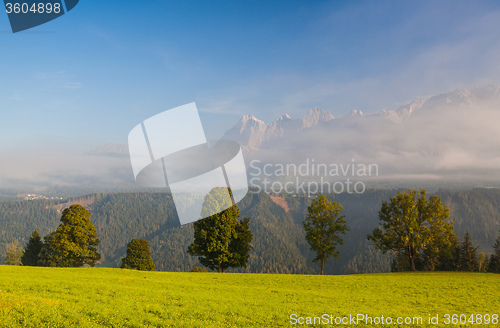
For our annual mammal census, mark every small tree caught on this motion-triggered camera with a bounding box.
[188,187,253,273]
[368,189,452,271]
[303,194,349,275]
[487,232,500,273]
[39,205,101,267]
[435,234,461,271]
[121,239,156,271]
[21,231,43,266]
[4,241,23,266]
[478,253,489,272]
[191,266,208,272]
[459,231,479,272]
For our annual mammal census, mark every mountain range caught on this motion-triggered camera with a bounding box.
[224,85,500,153]
[223,85,500,186]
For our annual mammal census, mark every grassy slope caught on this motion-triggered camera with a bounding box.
[0,266,498,327]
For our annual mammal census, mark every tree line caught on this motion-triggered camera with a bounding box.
[367,189,500,273]
[298,190,500,274]
[3,189,500,274]
[6,188,255,274]
[6,204,157,272]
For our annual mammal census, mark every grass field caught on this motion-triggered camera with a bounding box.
[0,266,498,327]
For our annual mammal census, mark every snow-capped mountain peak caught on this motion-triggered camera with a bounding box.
[223,85,500,155]
[223,108,334,152]
[300,107,334,128]
[277,113,291,121]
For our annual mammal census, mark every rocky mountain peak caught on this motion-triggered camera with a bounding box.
[349,109,363,116]
[276,113,291,121]
[241,114,263,123]
[300,107,334,128]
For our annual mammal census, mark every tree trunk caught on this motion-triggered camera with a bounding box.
[218,262,223,273]
[321,259,325,275]
[409,246,416,271]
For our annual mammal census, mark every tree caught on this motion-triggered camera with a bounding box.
[390,251,408,272]
[39,205,101,267]
[303,194,349,275]
[487,232,500,273]
[191,266,208,272]
[21,231,43,266]
[4,241,23,266]
[434,233,461,271]
[420,208,457,271]
[188,187,253,273]
[120,239,156,271]
[478,253,489,272]
[368,189,452,271]
[458,231,479,272]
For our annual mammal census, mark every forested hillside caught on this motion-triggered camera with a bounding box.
[1,189,499,274]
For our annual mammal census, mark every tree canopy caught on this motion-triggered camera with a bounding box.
[21,230,43,266]
[188,187,253,273]
[368,189,454,271]
[121,239,156,271]
[39,205,101,267]
[459,231,479,272]
[4,241,23,266]
[303,194,349,275]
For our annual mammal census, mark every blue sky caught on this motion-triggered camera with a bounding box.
[2,0,500,150]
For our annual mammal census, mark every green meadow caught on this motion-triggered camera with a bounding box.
[0,266,498,327]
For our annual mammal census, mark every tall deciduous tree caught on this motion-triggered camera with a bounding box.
[39,205,101,267]
[487,232,500,273]
[4,241,23,266]
[121,239,156,271]
[188,187,253,273]
[459,231,479,272]
[303,194,349,275]
[368,189,453,271]
[21,231,43,266]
